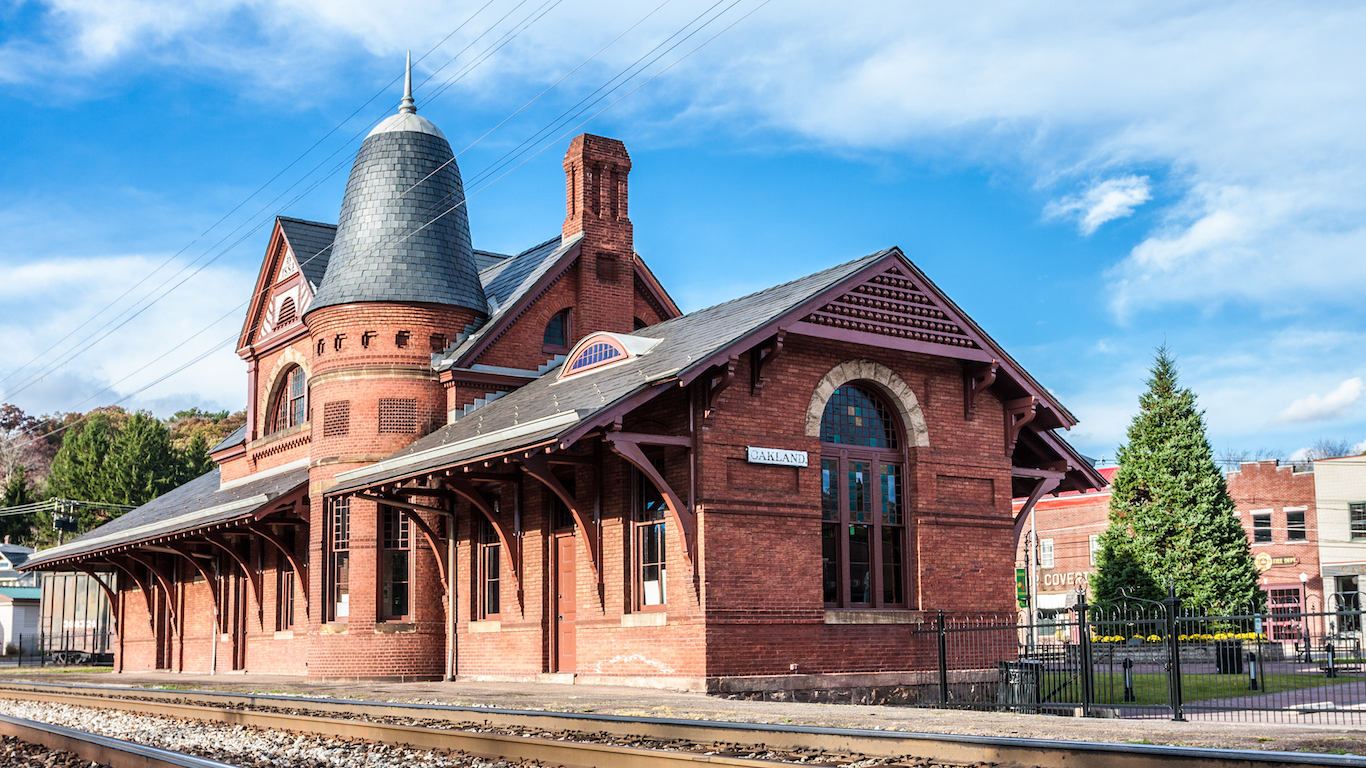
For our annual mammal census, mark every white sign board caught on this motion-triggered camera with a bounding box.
[746,446,809,468]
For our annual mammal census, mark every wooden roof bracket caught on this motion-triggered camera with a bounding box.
[520,453,601,583]
[1011,468,1066,554]
[246,523,309,619]
[361,493,450,589]
[750,330,786,396]
[604,431,697,573]
[100,557,155,628]
[122,552,179,633]
[704,355,738,419]
[202,533,263,629]
[963,359,999,419]
[1004,396,1037,456]
[70,565,120,635]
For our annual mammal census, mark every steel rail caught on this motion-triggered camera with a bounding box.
[2,680,1363,768]
[0,685,789,768]
[0,711,239,768]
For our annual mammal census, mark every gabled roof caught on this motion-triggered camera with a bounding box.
[434,234,579,370]
[22,467,308,570]
[277,217,337,290]
[331,247,1105,497]
[330,252,887,494]
[472,249,513,272]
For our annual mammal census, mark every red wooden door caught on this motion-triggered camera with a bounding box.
[556,536,576,672]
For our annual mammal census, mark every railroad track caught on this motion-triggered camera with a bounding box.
[0,680,1362,768]
[0,711,238,768]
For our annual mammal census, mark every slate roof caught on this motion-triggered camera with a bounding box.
[330,251,888,494]
[209,423,248,454]
[307,129,487,316]
[472,249,512,272]
[277,217,337,291]
[434,234,577,370]
[22,467,308,569]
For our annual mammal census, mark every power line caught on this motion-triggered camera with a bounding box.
[5,0,772,452]
[0,0,511,400]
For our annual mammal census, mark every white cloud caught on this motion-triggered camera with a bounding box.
[7,1,1364,320]
[1276,378,1365,424]
[1045,175,1151,235]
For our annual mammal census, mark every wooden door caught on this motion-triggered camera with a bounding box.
[555,536,576,672]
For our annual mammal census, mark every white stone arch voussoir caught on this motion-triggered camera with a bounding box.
[258,347,312,432]
[805,359,930,447]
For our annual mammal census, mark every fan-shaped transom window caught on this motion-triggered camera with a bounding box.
[820,383,907,609]
[821,385,898,449]
[270,366,307,434]
[569,341,623,372]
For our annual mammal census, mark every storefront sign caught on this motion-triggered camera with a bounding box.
[746,447,808,467]
[1016,568,1029,608]
[1042,571,1090,589]
[1255,553,1300,572]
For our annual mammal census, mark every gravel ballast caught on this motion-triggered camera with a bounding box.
[0,701,507,768]
[0,734,104,767]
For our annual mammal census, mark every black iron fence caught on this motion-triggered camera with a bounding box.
[911,589,1366,723]
[0,630,115,667]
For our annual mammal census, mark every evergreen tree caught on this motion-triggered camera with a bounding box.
[45,411,119,503]
[98,411,182,515]
[178,433,215,480]
[1094,347,1262,612]
[0,465,34,544]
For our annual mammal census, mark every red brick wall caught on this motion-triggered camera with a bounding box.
[1227,460,1323,611]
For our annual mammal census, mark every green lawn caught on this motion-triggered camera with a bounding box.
[1042,671,1360,707]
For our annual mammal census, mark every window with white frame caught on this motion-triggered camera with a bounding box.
[1089,534,1101,567]
[1040,538,1055,569]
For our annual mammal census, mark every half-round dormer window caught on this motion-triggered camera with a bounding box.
[557,332,662,381]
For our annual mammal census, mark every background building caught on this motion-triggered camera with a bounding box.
[1314,454,1366,636]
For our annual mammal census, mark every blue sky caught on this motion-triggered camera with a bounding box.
[1,0,1364,464]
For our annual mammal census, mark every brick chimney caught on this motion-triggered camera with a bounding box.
[563,134,635,335]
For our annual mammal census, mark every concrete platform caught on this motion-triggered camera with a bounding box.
[3,668,1364,756]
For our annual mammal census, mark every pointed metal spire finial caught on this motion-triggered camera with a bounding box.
[400,51,416,114]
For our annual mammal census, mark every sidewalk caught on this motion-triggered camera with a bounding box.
[2,668,1363,755]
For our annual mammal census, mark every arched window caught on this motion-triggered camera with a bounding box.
[543,309,570,353]
[269,366,307,434]
[820,384,907,609]
[566,339,624,373]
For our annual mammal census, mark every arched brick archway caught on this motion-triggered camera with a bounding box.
[804,359,929,447]
[259,348,311,434]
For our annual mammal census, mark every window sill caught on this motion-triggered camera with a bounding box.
[321,622,348,635]
[273,630,295,640]
[246,420,311,451]
[622,612,667,628]
[469,620,501,633]
[824,610,924,625]
[375,622,415,634]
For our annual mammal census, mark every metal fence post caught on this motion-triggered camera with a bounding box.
[936,610,949,705]
[1078,592,1095,717]
[1163,585,1185,721]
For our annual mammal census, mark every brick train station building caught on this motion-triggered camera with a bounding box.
[22,72,1103,693]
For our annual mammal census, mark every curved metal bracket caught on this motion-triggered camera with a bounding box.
[521,453,600,582]
[100,558,156,629]
[70,565,120,635]
[123,552,179,633]
[165,543,220,615]
[246,524,308,619]
[604,434,696,571]
[751,331,785,395]
[444,478,522,599]
[358,494,451,591]
[202,534,263,629]
[705,356,738,419]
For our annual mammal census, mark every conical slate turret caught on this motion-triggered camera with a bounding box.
[307,55,487,317]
